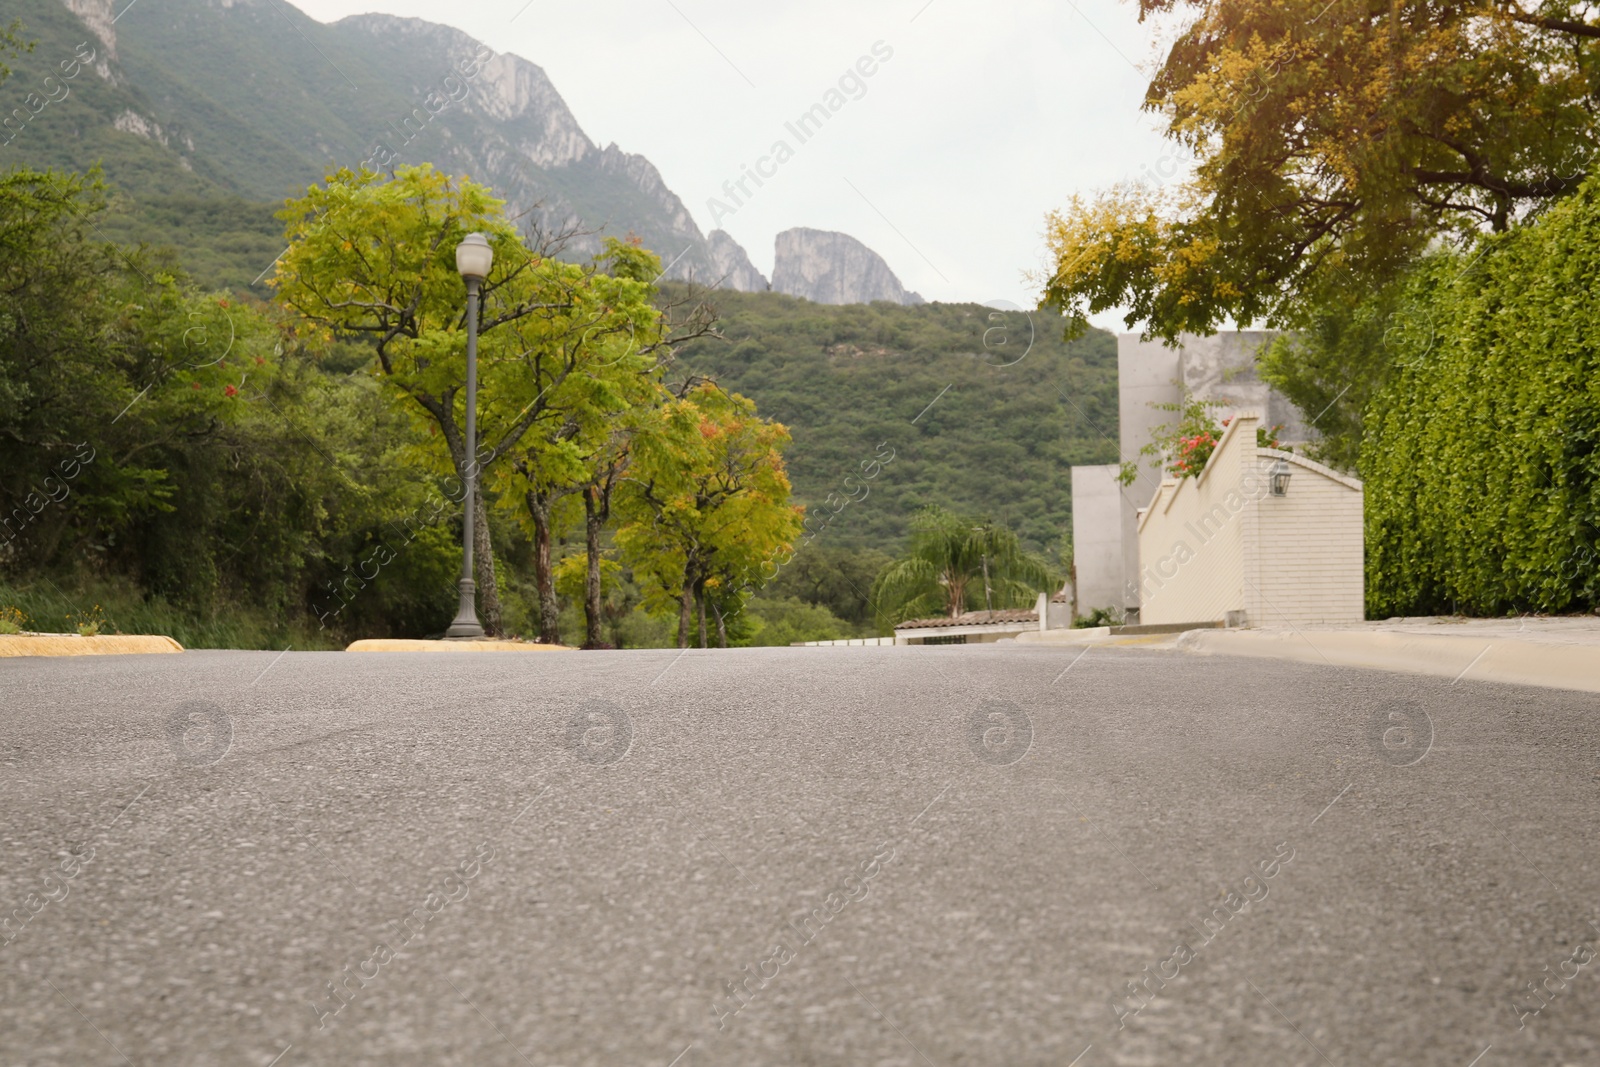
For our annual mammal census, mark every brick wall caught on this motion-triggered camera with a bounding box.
[1245,449,1364,625]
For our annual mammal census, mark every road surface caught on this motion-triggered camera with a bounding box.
[2,644,1597,1065]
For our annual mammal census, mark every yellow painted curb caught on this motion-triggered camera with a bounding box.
[345,639,574,652]
[0,633,184,657]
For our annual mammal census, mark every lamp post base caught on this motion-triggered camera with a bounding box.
[444,578,485,639]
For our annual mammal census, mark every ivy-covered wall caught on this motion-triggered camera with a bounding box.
[1364,180,1600,616]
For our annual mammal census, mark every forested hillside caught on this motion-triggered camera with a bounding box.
[672,290,1118,557]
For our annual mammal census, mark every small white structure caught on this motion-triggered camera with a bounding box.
[1135,412,1363,627]
[867,589,1073,646]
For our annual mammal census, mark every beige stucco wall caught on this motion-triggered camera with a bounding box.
[1136,414,1364,626]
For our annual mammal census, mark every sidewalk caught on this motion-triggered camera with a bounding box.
[1175,616,1600,695]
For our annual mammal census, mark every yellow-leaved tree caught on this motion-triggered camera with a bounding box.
[1040,0,1600,341]
[617,382,803,648]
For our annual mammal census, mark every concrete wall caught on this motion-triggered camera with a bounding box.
[1135,415,1257,625]
[1136,413,1364,626]
[1070,464,1125,616]
[1175,333,1314,445]
[1116,337,1182,612]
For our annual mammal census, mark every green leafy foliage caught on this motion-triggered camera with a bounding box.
[763,542,894,630]
[1258,288,1400,473]
[1364,175,1600,616]
[0,164,531,645]
[736,595,852,646]
[872,506,1055,623]
[1041,0,1600,341]
[0,575,340,647]
[0,158,1116,646]
[669,290,1119,557]
[616,383,804,648]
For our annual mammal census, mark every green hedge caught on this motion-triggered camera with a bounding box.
[1364,179,1600,616]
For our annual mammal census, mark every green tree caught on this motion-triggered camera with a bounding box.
[1039,0,1600,341]
[493,238,696,644]
[737,595,851,647]
[765,543,893,629]
[1256,284,1403,473]
[0,17,31,83]
[273,164,569,634]
[872,506,1053,623]
[617,383,803,648]
[0,168,323,604]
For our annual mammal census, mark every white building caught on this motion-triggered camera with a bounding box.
[1134,412,1364,626]
[1071,332,1320,621]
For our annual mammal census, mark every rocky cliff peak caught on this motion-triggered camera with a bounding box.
[702,230,769,292]
[771,228,921,306]
[334,13,594,169]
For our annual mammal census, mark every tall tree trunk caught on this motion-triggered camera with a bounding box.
[677,560,695,649]
[526,490,560,644]
[714,603,728,648]
[697,578,708,649]
[473,492,502,637]
[582,489,607,649]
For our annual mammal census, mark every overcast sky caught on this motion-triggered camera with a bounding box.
[289,0,1181,324]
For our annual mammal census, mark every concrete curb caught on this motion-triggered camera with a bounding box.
[1013,629,1183,650]
[1014,627,1111,645]
[0,634,184,657]
[1177,628,1600,695]
[345,639,573,653]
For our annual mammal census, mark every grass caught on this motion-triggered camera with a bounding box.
[0,577,341,650]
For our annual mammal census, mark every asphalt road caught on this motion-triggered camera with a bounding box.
[2,643,1598,1066]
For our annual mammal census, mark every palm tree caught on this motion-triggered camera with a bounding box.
[872,506,1054,623]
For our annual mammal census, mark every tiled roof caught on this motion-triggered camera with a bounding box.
[896,608,1039,630]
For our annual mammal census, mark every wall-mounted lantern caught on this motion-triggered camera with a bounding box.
[1269,457,1292,497]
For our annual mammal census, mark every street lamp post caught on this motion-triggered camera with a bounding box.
[445,232,493,639]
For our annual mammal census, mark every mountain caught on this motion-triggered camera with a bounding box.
[2,0,936,306]
[0,0,768,290]
[700,229,769,291]
[771,227,924,306]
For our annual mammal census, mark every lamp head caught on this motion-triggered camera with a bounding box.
[1269,457,1292,497]
[455,232,493,281]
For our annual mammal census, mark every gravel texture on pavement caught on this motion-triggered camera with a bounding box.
[2,644,1598,1066]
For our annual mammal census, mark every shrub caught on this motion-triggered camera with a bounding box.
[1363,176,1600,616]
